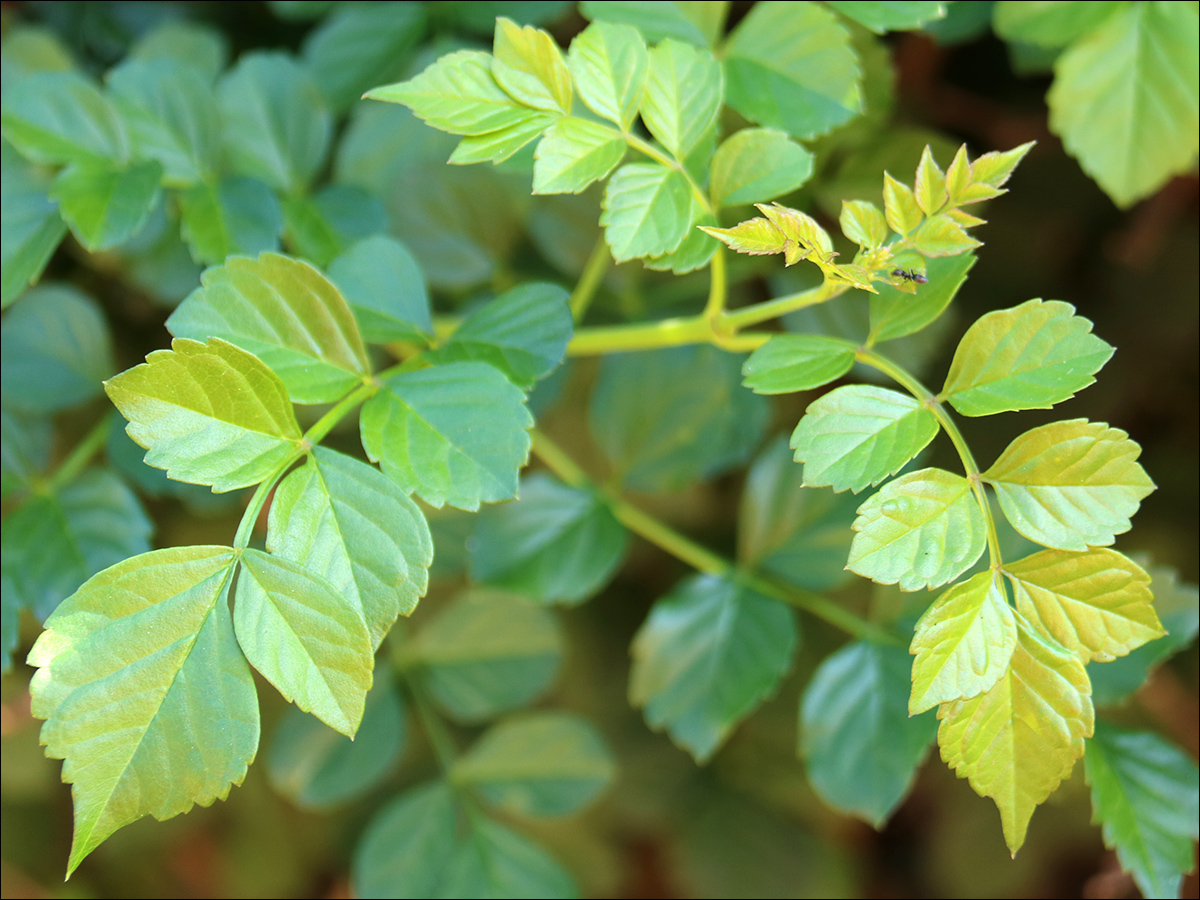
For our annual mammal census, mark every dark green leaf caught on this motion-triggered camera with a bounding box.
[532,117,626,195]
[470,473,627,605]
[868,252,975,343]
[282,184,387,269]
[710,128,813,208]
[1,141,67,307]
[801,640,936,825]
[1,70,128,165]
[641,40,722,159]
[353,781,458,899]
[51,159,162,251]
[327,234,432,344]
[567,21,648,131]
[827,1,947,34]
[442,817,579,899]
[631,574,797,762]
[178,176,283,265]
[741,334,856,394]
[0,406,50,499]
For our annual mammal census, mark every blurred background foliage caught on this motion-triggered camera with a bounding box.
[1,1,1196,898]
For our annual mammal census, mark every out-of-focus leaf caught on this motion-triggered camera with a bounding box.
[580,0,723,47]
[51,159,162,251]
[826,1,947,33]
[868,253,975,343]
[353,781,458,899]
[710,128,813,208]
[0,406,51,499]
[1,141,67,307]
[1,70,128,165]
[567,21,648,131]
[442,817,579,899]
[128,20,229,81]
[327,234,431,344]
[282,184,387,269]
[993,1,1124,48]
[178,176,282,265]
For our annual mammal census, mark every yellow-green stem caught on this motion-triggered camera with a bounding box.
[45,413,112,492]
[570,238,611,322]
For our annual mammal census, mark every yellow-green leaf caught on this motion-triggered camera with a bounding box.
[492,17,573,114]
[698,217,787,257]
[567,21,648,131]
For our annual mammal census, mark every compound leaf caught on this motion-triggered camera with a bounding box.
[711,128,814,209]
[167,252,369,404]
[869,252,976,343]
[532,116,626,194]
[630,574,797,762]
[106,337,302,492]
[641,39,722,159]
[741,334,856,395]
[178,176,283,266]
[848,467,987,591]
[791,385,939,493]
[353,781,458,899]
[1,70,128,165]
[26,546,256,876]
[51,159,162,252]
[942,299,1114,416]
[360,361,532,510]
[600,161,692,261]
[567,21,648,131]
[983,420,1155,551]
[327,234,431,345]
[492,16,574,114]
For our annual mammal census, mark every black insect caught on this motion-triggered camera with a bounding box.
[891,268,928,284]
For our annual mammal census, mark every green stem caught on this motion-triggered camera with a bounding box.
[568,314,714,355]
[721,280,847,331]
[570,238,611,322]
[45,413,112,492]
[304,380,379,446]
[704,246,728,321]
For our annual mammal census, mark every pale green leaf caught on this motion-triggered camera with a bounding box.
[849,467,988,591]
[868,252,975,343]
[412,590,562,722]
[993,1,1125,47]
[178,176,283,266]
[26,546,256,876]
[267,675,406,809]
[367,49,541,136]
[630,574,797,762]
[909,212,980,256]
[470,473,627,605]
[1048,2,1199,207]
[698,217,787,257]
[590,344,768,492]
[107,57,222,185]
[969,141,1036,191]
[910,571,1017,713]
[360,361,532,510]
[167,252,370,404]
[938,618,1094,855]
[532,116,626,194]
[983,419,1155,551]
[1,284,113,413]
[450,112,555,165]
[1,70,128,165]
[1085,722,1200,900]
[233,549,372,737]
[1006,548,1163,663]
[353,781,458,900]
[1,467,152,621]
[724,1,862,139]
[451,711,615,817]
[327,234,431,345]
[218,52,331,193]
[641,40,722,158]
[1,142,67,307]
[827,1,947,33]
[105,337,302,492]
[882,172,922,236]
[710,128,813,208]
[580,0,720,47]
[442,817,579,900]
[913,144,948,215]
[427,282,572,389]
[839,199,888,248]
[268,447,432,649]
[492,17,574,113]
[790,385,940,493]
[800,640,936,826]
[600,161,692,261]
[567,21,648,131]
[51,159,162,252]
[741,334,856,394]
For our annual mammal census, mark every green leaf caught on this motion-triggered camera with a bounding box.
[983,419,1155,551]
[26,546,256,876]
[756,202,835,259]
[451,111,555,165]
[492,16,574,114]
[218,52,332,194]
[710,128,813,208]
[590,344,769,492]
[178,176,283,266]
[993,1,1125,47]
[412,590,562,722]
[910,212,981,257]
[427,282,572,389]
[790,385,939,493]
[1,468,152,620]
[698,217,788,257]
[848,467,988,591]
[643,203,719,273]
[1047,2,1199,207]
[724,1,863,140]
[442,817,579,899]
[738,437,859,591]
[128,20,228,81]
[800,641,936,826]
[641,40,722,159]
[107,57,222,185]
[51,159,162,252]
[910,571,1017,714]
[567,21,648,131]
[1005,548,1163,663]
[580,0,720,47]
[361,361,532,510]
[1,141,67,307]
[600,161,692,262]
[233,549,372,737]
[470,473,627,605]
[938,618,1094,855]
[827,1,947,33]
[839,199,888,248]
[105,337,302,492]
[943,298,1115,416]
[327,234,431,345]
[281,184,386,269]
[0,406,50,499]
[969,141,1036,191]
[630,574,797,762]
[1,70,128,165]
[353,781,459,899]
[368,49,543,136]
[1,284,113,414]
[268,447,432,649]
[452,711,616,817]
[913,144,948,215]
[1,572,17,674]
[532,116,626,194]
[267,675,406,809]
[882,172,922,236]
[1085,722,1200,900]
[741,334,856,395]
[868,252,975,343]
[167,252,370,405]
